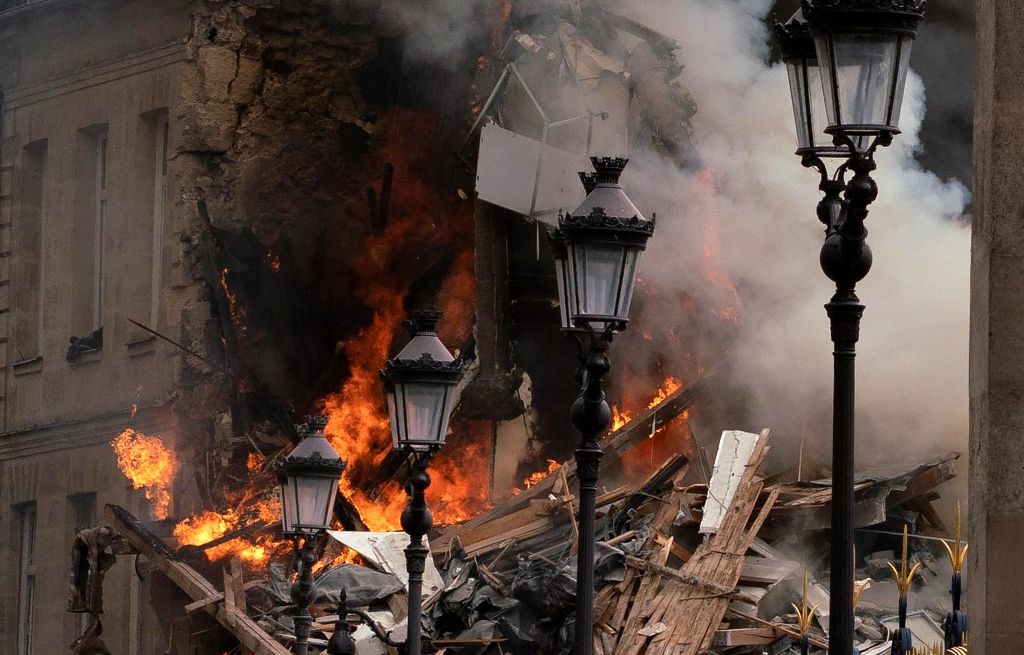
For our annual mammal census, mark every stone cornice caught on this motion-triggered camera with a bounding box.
[4,40,187,111]
[0,403,174,460]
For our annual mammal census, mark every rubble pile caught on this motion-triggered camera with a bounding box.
[81,388,961,654]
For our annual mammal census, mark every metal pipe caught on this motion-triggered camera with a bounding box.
[569,335,612,655]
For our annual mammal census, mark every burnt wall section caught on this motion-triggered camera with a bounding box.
[169,0,386,511]
[168,0,485,513]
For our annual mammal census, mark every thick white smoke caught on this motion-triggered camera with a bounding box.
[618,0,970,496]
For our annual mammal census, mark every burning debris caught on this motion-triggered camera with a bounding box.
[82,414,962,655]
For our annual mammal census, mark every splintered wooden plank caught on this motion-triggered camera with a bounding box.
[104,504,290,655]
[619,429,775,655]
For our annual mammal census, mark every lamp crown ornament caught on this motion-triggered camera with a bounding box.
[579,171,599,194]
[404,309,442,336]
[297,414,329,438]
[590,156,628,184]
[774,12,814,57]
[802,0,926,31]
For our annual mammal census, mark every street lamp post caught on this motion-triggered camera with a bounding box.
[776,2,925,654]
[550,156,655,655]
[379,310,464,655]
[274,415,347,655]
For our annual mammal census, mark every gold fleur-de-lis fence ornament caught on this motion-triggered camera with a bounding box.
[791,571,817,655]
[792,571,818,634]
[942,502,969,573]
[889,525,923,598]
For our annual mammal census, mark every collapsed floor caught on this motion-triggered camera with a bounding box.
[73,392,961,655]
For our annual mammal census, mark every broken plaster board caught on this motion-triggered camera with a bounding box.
[879,611,945,648]
[326,531,444,600]
[699,429,762,535]
[476,122,588,222]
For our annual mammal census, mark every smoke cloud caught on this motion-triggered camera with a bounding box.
[616,0,970,499]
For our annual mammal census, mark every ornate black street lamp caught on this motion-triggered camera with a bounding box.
[274,415,346,655]
[379,310,463,655]
[776,2,925,654]
[550,156,655,655]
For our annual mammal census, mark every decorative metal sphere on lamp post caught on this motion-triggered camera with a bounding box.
[549,156,655,655]
[274,415,346,655]
[379,310,464,655]
[775,2,925,654]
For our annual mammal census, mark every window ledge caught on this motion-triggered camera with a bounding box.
[127,335,157,358]
[12,355,42,376]
[68,349,102,365]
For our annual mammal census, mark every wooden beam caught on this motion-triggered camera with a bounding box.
[104,504,291,655]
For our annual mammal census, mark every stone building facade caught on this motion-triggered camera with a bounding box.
[0,0,485,652]
[0,1,191,653]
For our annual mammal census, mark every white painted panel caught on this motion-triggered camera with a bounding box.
[475,122,588,224]
[699,429,762,535]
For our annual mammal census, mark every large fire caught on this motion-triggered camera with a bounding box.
[111,428,178,520]
[318,111,489,531]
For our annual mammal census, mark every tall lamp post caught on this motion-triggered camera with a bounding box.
[775,2,925,654]
[550,156,655,655]
[274,415,347,655]
[379,310,464,655]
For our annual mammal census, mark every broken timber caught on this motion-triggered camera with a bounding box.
[616,429,776,655]
[104,504,290,655]
[433,377,708,552]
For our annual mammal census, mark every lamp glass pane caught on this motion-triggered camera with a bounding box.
[279,477,297,533]
[786,59,814,150]
[573,244,625,319]
[386,390,400,450]
[888,36,913,127]
[617,249,640,319]
[554,256,572,330]
[402,382,446,447]
[295,475,334,530]
[815,32,900,128]
[436,385,454,449]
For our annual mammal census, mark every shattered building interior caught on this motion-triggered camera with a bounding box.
[0,0,1001,654]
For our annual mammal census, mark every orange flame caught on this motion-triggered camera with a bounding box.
[611,405,633,432]
[171,509,281,564]
[111,429,177,520]
[511,459,561,495]
[647,377,682,409]
[219,267,248,339]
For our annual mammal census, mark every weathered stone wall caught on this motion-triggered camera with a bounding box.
[969,0,1024,652]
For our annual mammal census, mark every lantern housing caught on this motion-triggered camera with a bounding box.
[275,416,345,537]
[380,310,463,453]
[556,157,654,332]
[802,0,925,142]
